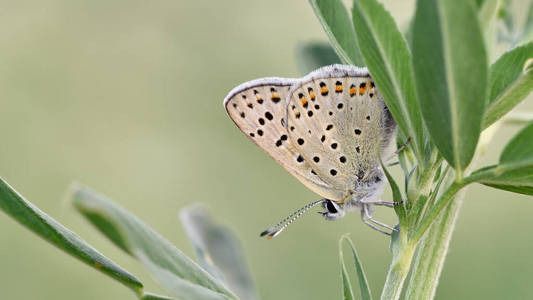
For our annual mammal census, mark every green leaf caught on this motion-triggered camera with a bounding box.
[500,122,533,164]
[412,0,488,172]
[404,17,415,50]
[339,239,355,300]
[180,205,258,300]
[517,1,533,45]
[483,43,533,128]
[478,0,500,58]
[309,0,365,66]
[484,182,533,195]
[141,293,177,300]
[351,0,426,165]
[469,122,533,195]
[478,0,499,31]
[339,235,373,300]
[296,42,341,75]
[0,178,143,295]
[380,159,407,224]
[138,254,231,300]
[70,184,237,300]
[497,0,514,39]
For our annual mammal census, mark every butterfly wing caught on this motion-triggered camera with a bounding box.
[285,65,396,199]
[224,77,344,200]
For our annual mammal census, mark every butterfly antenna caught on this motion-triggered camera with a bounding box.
[260,199,325,239]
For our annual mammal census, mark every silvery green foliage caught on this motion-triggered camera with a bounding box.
[309,0,533,298]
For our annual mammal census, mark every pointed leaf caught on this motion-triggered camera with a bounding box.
[381,160,407,223]
[339,238,355,300]
[483,43,533,128]
[351,0,426,163]
[180,205,258,300]
[469,122,533,195]
[339,235,373,300]
[412,0,488,171]
[141,293,177,300]
[70,184,237,300]
[296,42,341,75]
[0,178,143,295]
[309,0,365,65]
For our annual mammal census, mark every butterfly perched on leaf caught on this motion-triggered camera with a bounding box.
[224,64,401,238]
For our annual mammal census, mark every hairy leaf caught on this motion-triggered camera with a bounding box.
[412,0,488,171]
[351,0,426,163]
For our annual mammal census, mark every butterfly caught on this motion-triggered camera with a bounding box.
[223,64,400,238]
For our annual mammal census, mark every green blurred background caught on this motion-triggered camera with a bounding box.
[1,0,532,299]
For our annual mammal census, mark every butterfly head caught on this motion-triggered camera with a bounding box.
[319,199,346,220]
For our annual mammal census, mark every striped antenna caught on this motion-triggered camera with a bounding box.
[260,199,326,239]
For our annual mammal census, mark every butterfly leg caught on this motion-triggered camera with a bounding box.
[386,137,412,161]
[362,205,398,232]
[361,199,403,208]
[361,212,391,235]
[360,205,392,235]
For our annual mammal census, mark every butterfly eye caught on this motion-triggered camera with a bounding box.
[326,200,338,213]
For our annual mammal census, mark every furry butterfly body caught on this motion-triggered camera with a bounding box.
[224,64,398,236]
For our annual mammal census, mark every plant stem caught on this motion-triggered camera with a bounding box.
[405,189,465,299]
[410,181,465,243]
[380,233,416,300]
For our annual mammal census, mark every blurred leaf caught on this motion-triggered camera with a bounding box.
[412,0,488,172]
[309,0,365,65]
[141,293,176,300]
[479,0,500,34]
[517,1,533,45]
[339,240,355,300]
[470,122,533,195]
[71,184,237,300]
[351,0,426,164]
[499,0,514,34]
[138,253,231,300]
[296,42,341,75]
[503,111,533,125]
[479,0,500,59]
[180,205,258,300]
[339,235,373,300]
[0,178,143,295]
[483,43,533,128]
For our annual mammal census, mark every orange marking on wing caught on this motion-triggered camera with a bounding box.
[335,85,343,92]
[309,91,316,100]
[359,86,367,95]
[321,87,328,94]
[301,97,308,106]
[349,87,357,96]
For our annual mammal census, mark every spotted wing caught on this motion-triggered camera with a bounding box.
[285,65,396,200]
[224,78,342,200]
